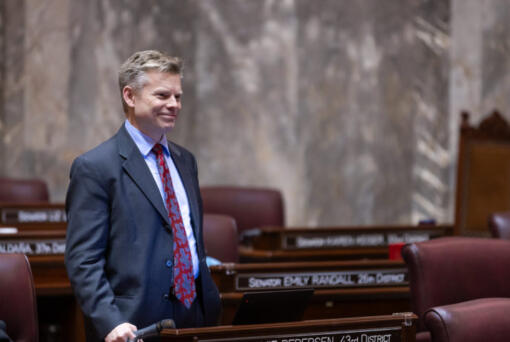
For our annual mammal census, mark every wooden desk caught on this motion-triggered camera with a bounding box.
[0,203,83,342]
[210,260,410,325]
[240,224,453,262]
[0,203,69,295]
[161,313,417,342]
[0,204,422,341]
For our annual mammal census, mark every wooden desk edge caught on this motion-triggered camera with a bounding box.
[161,313,418,336]
[220,286,410,301]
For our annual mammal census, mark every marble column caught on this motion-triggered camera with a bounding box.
[2,0,26,177]
[0,0,465,227]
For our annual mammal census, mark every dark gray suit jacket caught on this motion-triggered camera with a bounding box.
[64,125,221,341]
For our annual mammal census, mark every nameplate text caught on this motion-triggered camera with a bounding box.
[284,231,435,249]
[236,269,408,291]
[1,208,67,224]
[0,239,66,255]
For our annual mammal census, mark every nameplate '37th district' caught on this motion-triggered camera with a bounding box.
[0,239,66,255]
[236,269,408,291]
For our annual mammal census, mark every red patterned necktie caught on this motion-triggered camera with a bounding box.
[152,144,196,309]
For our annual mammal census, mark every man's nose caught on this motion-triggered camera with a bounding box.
[166,96,179,107]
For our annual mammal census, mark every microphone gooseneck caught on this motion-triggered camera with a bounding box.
[128,319,176,341]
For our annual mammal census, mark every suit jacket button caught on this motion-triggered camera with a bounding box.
[163,294,169,300]
[165,259,172,268]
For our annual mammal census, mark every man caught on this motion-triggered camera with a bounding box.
[65,50,221,342]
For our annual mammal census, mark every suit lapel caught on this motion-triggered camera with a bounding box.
[116,126,170,224]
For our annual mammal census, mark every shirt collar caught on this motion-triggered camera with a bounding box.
[124,119,170,157]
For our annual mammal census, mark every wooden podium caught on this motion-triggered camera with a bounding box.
[160,313,417,342]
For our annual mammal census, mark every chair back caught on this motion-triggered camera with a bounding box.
[0,253,38,342]
[425,298,510,342]
[203,214,239,263]
[455,111,510,236]
[0,178,49,203]
[488,211,510,239]
[402,237,510,333]
[201,186,284,233]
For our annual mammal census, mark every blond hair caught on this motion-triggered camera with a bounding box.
[118,50,183,112]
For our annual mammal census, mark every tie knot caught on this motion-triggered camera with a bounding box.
[152,144,164,156]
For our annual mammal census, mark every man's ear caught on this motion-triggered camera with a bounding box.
[122,86,136,109]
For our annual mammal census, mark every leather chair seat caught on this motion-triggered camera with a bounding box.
[0,254,38,341]
[201,186,284,233]
[425,298,510,342]
[203,214,239,263]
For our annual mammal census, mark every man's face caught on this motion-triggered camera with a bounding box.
[124,71,182,141]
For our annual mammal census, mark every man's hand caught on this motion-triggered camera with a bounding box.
[105,323,137,342]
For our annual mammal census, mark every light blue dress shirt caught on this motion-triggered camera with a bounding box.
[124,120,199,278]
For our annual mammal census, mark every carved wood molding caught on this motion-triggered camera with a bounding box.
[461,110,510,141]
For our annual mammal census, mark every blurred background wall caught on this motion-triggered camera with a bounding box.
[1,0,508,226]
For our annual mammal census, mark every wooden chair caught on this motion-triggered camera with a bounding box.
[455,110,510,236]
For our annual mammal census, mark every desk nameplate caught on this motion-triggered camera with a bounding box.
[235,269,408,291]
[283,230,441,250]
[0,207,67,224]
[199,326,401,342]
[0,238,65,255]
[161,314,417,342]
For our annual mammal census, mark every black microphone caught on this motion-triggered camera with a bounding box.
[128,319,175,341]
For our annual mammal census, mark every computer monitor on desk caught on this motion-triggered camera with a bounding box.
[232,288,314,325]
